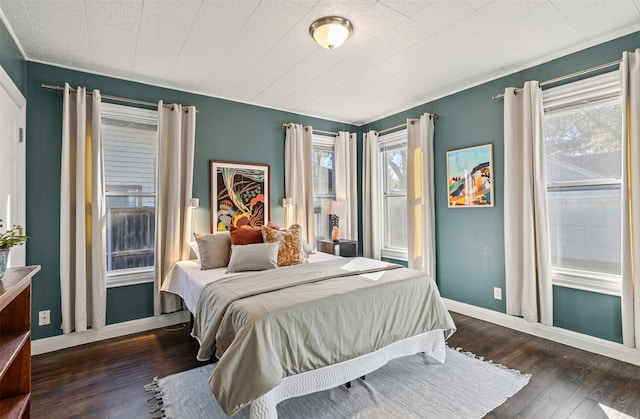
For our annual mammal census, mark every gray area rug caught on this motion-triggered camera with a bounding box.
[146,347,530,418]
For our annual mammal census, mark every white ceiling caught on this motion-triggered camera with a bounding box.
[1,0,639,125]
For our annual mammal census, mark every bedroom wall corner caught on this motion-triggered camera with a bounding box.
[0,16,26,94]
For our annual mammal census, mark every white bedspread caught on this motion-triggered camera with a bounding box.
[162,252,342,314]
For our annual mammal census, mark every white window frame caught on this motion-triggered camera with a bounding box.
[379,129,408,261]
[102,103,158,288]
[542,71,622,296]
[311,134,336,244]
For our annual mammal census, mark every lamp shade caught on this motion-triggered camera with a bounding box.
[282,197,294,208]
[330,199,347,218]
[189,198,199,208]
[309,16,353,50]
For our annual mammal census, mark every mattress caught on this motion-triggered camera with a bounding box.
[161,252,342,314]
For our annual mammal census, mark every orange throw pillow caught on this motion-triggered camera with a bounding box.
[229,225,263,245]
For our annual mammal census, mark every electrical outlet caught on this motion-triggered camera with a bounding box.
[493,287,502,300]
[38,310,50,326]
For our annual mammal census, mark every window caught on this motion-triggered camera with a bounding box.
[311,134,335,245]
[379,130,408,260]
[542,71,622,295]
[101,103,158,287]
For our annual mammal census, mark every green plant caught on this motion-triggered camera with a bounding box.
[0,219,27,249]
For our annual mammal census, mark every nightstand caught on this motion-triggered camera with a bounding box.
[317,239,357,257]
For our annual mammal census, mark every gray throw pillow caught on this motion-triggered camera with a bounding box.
[194,232,231,270]
[226,242,279,273]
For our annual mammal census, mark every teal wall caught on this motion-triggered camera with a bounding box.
[362,31,640,343]
[0,18,25,93]
[382,258,408,267]
[25,62,356,340]
[553,286,622,340]
[106,283,155,324]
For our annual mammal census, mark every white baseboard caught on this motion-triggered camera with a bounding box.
[31,311,191,355]
[443,298,640,367]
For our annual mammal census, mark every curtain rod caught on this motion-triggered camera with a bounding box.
[377,113,439,135]
[491,59,622,100]
[281,123,337,136]
[41,83,198,113]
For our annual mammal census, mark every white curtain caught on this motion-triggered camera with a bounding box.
[334,131,358,240]
[503,81,553,326]
[284,123,314,244]
[362,130,382,259]
[621,48,640,349]
[155,102,196,315]
[60,83,106,333]
[406,114,436,276]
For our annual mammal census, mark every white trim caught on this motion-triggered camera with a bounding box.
[106,267,155,288]
[543,72,623,299]
[357,28,635,126]
[0,64,27,267]
[0,64,25,108]
[443,298,640,367]
[547,178,621,188]
[379,130,408,256]
[10,25,637,127]
[552,268,621,296]
[542,70,620,113]
[378,129,406,147]
[105,191,156,197]
[0,9,28,61]
[381,247,408,261]
[27,57,361,125]
[102,102,158,125]
[31,311,190,355]
[311,133,335,147]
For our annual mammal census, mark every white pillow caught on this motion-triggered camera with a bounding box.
[189,241,200,261]
[226,242,279,273]
[194,232,231,270]
[301,237,314,255]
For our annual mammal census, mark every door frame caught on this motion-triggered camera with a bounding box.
[0,64,27,266]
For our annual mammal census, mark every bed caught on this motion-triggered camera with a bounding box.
[163,242,455,418]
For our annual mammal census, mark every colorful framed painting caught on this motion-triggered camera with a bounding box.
[446,144,494,208]
[210,160,270,232]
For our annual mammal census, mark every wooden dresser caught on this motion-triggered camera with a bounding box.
[0,265,40,418]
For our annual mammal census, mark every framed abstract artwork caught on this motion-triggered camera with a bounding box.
[210,160,270,232]
[446,144,494,208]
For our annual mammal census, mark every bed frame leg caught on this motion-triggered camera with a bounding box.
[345,375,366,389]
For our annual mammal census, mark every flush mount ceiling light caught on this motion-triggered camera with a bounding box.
[309,16,353,50]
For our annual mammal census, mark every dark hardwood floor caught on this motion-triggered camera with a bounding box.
[31,312,640,418]
[31,323,208,419]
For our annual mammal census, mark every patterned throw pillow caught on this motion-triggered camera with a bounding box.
[261,224,307,267]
